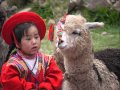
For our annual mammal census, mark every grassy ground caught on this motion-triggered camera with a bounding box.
[91,25,120,51]
[40,25,120,54]
[40,33,54,55]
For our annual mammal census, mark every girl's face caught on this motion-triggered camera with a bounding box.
[19,25,41,56]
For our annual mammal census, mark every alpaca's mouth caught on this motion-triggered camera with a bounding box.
[58,44,66,49]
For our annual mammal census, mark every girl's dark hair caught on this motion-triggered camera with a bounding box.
[5,43,16,62]
[14,22,37,43]
[5,22,37,62]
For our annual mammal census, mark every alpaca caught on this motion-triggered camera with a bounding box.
[56,15,120,90]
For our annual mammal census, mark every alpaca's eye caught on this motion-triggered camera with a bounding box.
[72,31,81,36]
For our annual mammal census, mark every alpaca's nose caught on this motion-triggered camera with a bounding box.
[58,39,64,46]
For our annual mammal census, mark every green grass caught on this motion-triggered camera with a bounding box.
[40,37,54,55]
[91,25,120,51]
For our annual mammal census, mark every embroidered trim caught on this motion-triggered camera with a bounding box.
[7,57,28,78]
[7,53,51,79]
[41,54,51,78]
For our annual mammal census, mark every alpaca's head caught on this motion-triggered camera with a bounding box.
[56,15,104,57]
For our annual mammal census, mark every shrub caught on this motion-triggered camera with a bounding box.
[32,2,53,19]
[82,7,120,26]
[31,2,53,27]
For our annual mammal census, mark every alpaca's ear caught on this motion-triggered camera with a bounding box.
[85,22,104,30]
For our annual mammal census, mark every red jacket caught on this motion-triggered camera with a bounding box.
[1,52,63,90]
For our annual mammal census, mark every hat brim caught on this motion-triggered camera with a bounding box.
[1,12,46,45]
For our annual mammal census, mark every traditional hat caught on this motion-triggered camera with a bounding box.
[1,12,46,45]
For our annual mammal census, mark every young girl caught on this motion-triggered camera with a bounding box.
[0,12,63,90]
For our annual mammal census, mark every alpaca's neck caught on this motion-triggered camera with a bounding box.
[64,48,94,74]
